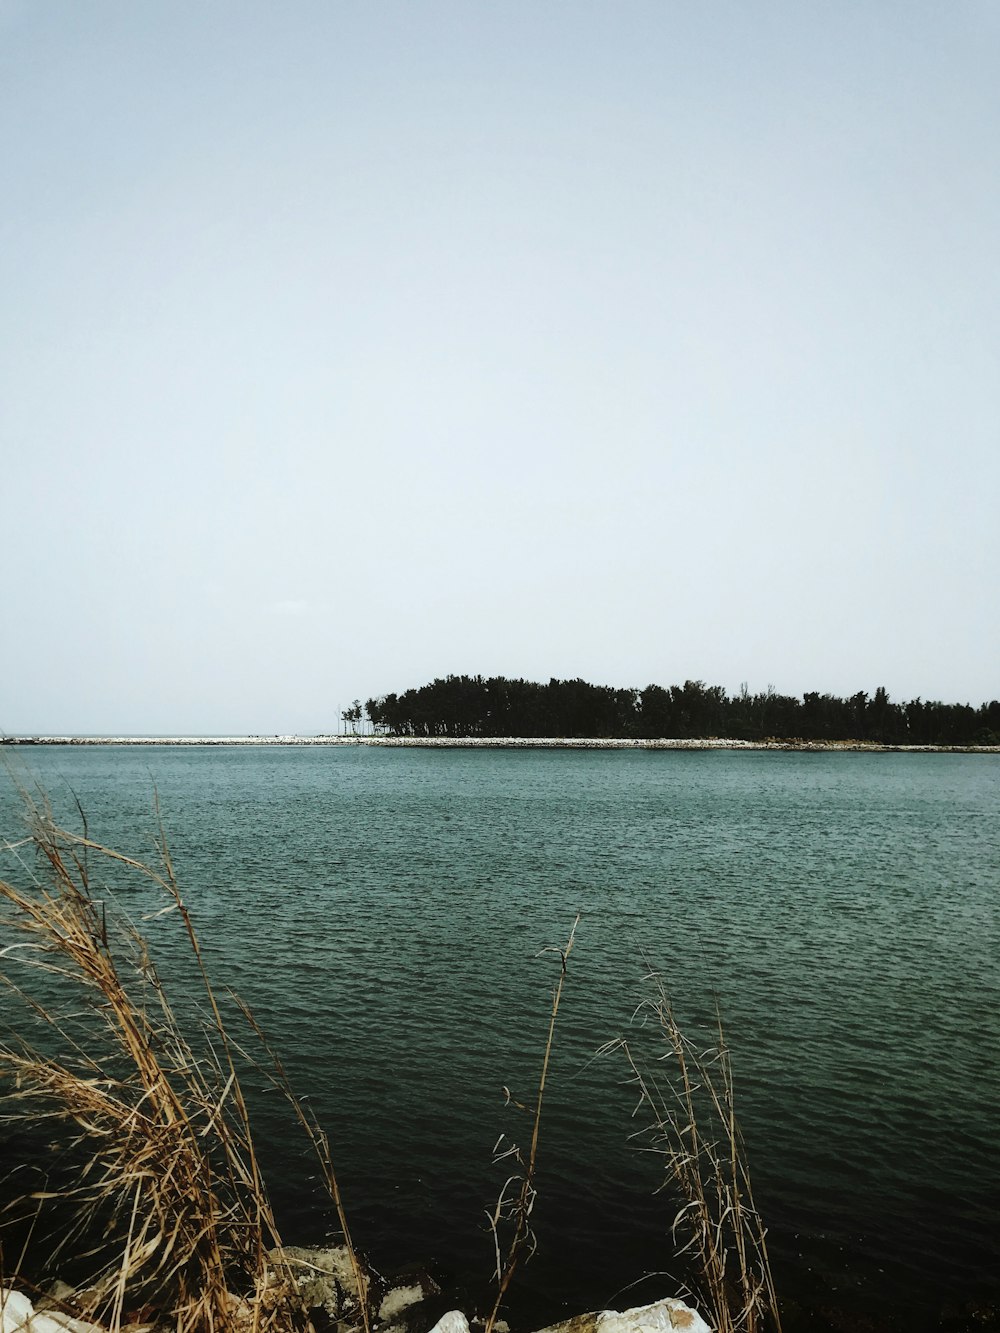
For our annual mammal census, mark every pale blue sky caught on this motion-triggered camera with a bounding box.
[2,1,998,733]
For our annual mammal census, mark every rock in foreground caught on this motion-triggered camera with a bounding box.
[429,1299,712,1333]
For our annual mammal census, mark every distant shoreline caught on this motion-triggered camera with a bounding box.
[3,735,998,753]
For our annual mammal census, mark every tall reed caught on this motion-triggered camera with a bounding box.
[605,967,781,1333]
[484,917,579,1333]
[0,792,366,1333]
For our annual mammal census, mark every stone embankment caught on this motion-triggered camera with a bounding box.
[3,736,997,753]
[1,1244,711,1333]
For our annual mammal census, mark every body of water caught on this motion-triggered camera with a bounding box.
[1,746,998,1328]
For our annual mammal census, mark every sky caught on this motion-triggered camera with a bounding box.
[2,1,998,734]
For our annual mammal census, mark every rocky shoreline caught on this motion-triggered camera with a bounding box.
[0,1248,711,1333]
[5,1250,999,1333]
[2,736,998,753]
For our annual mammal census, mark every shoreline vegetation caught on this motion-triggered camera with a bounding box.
[360,676,1000,747]
[2,736,999,752]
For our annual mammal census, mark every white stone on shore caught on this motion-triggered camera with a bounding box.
[427,1299,711,1333]
[2,1282,713,1333]
[378,1283,431,1323]
[527,1297,712,1333]
[427,1312,471,1333]
[1,1290,104,1333]
[0,1291,32,1333]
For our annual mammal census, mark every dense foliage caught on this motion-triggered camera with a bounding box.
[365,676,1000,746]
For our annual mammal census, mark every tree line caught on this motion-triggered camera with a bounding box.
[362,675,1000,746]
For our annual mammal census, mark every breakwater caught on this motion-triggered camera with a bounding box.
[2,735,998,752]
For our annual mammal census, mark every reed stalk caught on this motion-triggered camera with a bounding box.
[604,966,781,1333]
[484,916,579,1333]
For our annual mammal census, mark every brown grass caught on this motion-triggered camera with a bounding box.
[0,791,368,1333]
[603,966,781,1333]
[483,916,579,1333]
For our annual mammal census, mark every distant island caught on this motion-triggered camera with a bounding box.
[5,677,998,751]
[360,674,1000,747]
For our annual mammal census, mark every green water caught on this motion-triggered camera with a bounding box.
[1,746,998,1327]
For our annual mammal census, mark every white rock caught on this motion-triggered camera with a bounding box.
[1,1290,34,1333]
[595,1299,711,1333]
[532,1298,712,1333]
[27,1315,105,1333]
[0,1293,104,1333]
[378,1284,427,1323]
[428,1312,471,1333]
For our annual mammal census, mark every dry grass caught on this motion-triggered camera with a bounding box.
[483,916,579,1333]
[604,966,782,1333]
[0,791,368,1333]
